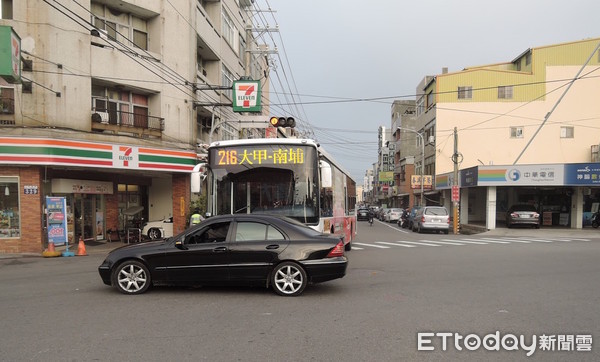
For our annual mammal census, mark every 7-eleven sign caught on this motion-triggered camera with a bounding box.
[232,80,262,113]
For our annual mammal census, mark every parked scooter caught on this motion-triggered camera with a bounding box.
[592,212,600,228]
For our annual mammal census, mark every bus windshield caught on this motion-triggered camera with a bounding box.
[208,144,319,224]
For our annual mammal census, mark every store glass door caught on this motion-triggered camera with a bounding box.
[73,194,104,241]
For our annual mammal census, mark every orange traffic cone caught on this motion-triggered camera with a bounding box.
[76,236,88,256]
[42,242,61,257]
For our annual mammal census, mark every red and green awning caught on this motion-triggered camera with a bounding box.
[0,137,197,172]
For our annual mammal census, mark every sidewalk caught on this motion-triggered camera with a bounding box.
[0,240,128,260]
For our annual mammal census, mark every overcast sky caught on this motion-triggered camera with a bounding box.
[256,0,600,182]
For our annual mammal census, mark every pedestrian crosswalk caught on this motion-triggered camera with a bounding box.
[350,237,591,250]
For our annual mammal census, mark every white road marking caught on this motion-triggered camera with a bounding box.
[376,241,416,248]
[502,237,552,243]
[353,242,390,249]
[477,238,512,244]
[443,239,489,245]
[484,237,531,244]
[392,240,441,247]
[421,240,465,246]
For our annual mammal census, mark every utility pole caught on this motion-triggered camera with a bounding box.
[452,127,461,234]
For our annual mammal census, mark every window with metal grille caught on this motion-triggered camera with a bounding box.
[458,86,472,99]
[498,86,513,99]
[560,126,574,138]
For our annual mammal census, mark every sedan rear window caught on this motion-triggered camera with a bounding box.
[510,205,537,212]
[425,207,448,216]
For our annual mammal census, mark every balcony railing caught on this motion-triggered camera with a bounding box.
[91,107,164,137]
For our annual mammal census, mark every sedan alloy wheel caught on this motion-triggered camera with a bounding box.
[148,228,162,240]
[112,260,151,295]
[271,261,307,296]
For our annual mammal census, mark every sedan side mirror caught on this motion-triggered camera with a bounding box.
[175,237,188,250]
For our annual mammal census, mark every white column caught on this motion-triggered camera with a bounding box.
[460,187,469,224]
[570,187,583,229]
[486,186,497,230]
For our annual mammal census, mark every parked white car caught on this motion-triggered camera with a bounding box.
[142,217,173,240]
[384,208,403,223]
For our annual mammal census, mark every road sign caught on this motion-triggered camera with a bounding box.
[451,185,460,202]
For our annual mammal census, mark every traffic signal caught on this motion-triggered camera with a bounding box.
[269,116,295,128]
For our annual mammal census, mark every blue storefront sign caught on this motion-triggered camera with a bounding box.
[46,196,68,246]
[460,167,478,187]
[564,163,600,185]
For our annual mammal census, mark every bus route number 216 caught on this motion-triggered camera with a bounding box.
[217,150,238,165]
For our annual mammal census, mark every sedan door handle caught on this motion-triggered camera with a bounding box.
[213,246,228,253]
[266,244,279,250]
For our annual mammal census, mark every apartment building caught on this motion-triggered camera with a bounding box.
[0,0,268,253]
[425,37,600,230]
[390,100,417,209]
[376,126,393,206]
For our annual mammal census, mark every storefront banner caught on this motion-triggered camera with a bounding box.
[564,163,600,185]
[0,138,197,173]
[477,164,564,186]
[46,196,68,246]
[435,172,455,190]
[460,167,478,187]
[51,178,113,194]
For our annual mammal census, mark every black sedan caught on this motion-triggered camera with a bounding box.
[98,214,347,296]
[356,208,370,221]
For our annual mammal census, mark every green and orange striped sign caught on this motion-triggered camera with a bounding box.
[0,137,197,172]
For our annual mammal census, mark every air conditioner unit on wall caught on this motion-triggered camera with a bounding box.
[91,111,109,124]
[91,28,108,40]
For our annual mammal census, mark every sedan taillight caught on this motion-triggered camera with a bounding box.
[327,241,345,258]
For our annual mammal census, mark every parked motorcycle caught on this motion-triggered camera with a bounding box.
[592,212,600,228]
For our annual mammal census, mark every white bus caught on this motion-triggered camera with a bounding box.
[194,138,357,250]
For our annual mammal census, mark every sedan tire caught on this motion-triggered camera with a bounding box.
[271,261,307,296]
[112,260,151,295]
[148,228,162,240]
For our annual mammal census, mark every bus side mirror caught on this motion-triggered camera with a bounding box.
[320,161,332,188]
[191,163,207,193]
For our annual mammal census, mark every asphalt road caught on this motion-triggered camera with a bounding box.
[0,220,598,361]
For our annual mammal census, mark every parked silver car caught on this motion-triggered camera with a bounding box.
[413,206,449,234]
[506,204,540,228]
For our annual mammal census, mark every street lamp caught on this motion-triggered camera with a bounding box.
[397,127,425,207]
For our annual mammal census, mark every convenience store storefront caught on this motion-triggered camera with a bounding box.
[0,137,197,254]
[436,163,600,230]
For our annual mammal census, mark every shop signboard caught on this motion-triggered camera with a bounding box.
[46,196,68,246]
[460,166,478,187]
[232,80,261,112]
[0,26,21,83]
[477,164,564,186]
[563,163,600,185]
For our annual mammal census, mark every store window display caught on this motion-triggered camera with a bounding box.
[0,178,20,238]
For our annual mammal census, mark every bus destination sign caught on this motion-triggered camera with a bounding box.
[210,146,306,167]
